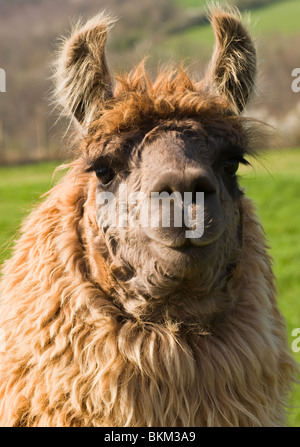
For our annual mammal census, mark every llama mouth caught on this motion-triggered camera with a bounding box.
[172,240,207,252]
[155,231,224,252]
[148,236,222,267]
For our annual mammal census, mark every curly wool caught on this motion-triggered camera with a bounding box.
[0,161,297,426]
[0,6,298,426]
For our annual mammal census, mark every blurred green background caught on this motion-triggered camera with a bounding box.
[0,0,299,426]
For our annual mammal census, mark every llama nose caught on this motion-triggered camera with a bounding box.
[151,168,217,198]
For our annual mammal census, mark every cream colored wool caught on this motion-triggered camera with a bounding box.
[0,5,298,426]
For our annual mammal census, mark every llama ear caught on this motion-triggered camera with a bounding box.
[205,7,256,114]
[54,13,116,127]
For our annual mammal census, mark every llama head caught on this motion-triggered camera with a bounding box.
[55,6,266,319]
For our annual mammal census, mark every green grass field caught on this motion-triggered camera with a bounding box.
[159,0,300,60]
[0,152,299,425]
[240,150,300,426]
[175,0,300,35]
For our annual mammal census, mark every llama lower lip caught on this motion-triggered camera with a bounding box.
[170,240,212,254]
[154,238,218,258]
[149,239,220,277]
[164,234,221,250]
[174,241,203,251]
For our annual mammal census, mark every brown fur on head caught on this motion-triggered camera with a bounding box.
[55,6,256,126]
[54,4,257,127]
[205,4,256,113]
[53,5,261,322]
[54,12,116,126]
[0,4,298,427]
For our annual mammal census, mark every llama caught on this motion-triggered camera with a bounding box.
[0,6,298,426]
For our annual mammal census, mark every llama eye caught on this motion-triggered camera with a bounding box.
[223,160,240,177]
[95,166,115,185]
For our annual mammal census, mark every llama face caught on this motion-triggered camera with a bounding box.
[91,119,245,281]
[54,7,259,293]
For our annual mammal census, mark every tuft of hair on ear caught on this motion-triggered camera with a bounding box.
[205,3,257,115]
[52,12,116,130]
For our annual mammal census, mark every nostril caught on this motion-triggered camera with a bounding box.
[152,184,174,196]
[160,186,174,195]
[150,170,217,198]
[151,176,177,196]
[193,177,216,196]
